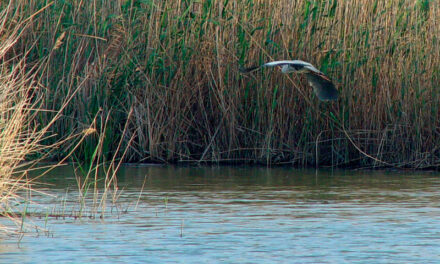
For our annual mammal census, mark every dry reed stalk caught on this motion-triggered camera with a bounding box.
[6,0,440,168]
[0,47,45,231]
[0,1,89,232]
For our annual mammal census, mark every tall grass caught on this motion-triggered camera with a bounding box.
[0,3,58,231]
[0,2,103,232]
[8,0,440,168]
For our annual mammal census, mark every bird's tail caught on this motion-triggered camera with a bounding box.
[239,65,261,73]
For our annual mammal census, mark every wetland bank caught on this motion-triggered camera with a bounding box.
[1,0,440,262]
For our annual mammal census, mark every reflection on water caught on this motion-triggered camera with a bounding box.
[2,165,440,263]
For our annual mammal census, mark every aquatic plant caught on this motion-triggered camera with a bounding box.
[5,0,440,168]
[73,109,134,219]
[0,3,56,231]
[0,2,94,232]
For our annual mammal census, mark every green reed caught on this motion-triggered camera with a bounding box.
[4,0,440,168]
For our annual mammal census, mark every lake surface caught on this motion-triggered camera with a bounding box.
[2,165,440,263]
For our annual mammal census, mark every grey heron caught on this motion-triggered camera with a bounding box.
[240,60,339,101]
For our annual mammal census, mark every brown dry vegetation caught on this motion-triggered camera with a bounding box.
[0,4,53,230]
[0,3,100,231]
[4,0,440,168]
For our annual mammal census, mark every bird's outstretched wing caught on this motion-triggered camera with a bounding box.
[239,65,261,73]
[305,71,339,101]
[239,60,312,73]
[240,60,339,101]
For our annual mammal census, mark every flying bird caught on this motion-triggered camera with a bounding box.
[239,60,339,101]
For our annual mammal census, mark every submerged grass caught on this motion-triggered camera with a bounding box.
[5,0,440,168]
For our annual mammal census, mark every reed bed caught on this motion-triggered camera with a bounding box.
[0,2,97,232]
[7,0,440,168]
[0,4,55,231]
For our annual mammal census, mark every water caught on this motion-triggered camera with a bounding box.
[2,166,440,263]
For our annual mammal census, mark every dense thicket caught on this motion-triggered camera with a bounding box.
[7,0,440,168]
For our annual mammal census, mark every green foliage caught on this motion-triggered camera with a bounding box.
[4,0,440,168]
